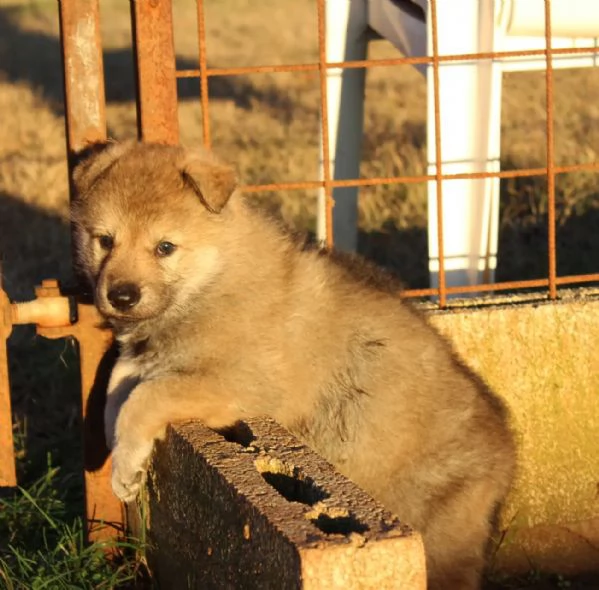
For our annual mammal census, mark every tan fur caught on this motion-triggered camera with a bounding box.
[71,141,516,589]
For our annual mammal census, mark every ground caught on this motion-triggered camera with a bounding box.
[0,0,598,588]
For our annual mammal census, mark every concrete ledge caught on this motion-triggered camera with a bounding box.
[138,418,426,589]
[430,289,599,574]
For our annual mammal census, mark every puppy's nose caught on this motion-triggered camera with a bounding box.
[107,283,141,311]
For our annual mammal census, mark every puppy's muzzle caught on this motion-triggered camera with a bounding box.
[107,282,141,311]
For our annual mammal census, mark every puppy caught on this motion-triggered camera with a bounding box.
[71,140,516,589]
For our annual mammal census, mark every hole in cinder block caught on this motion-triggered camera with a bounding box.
[305,503,369,535]
[254,457,328,506]
[217,421,255,447]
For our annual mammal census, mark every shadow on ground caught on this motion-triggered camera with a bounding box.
[497,207,599,284]
[358,223,429,289]
[0,6,299,119]
[0,192,73,301]
[358,206,599,291]
[0,196,82,510]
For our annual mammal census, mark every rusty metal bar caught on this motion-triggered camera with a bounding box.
[317,0,334,248]
[29,283,122,541]
[429,0,446,307]
[68,308,122,540]
[175,45,599,79]
[1,277,123,537]
[238,160,599,194]
[58,0,123,543]
[196,0,212,148]
[130,0,179,144]
[58,0,106,159]
[0,284,16,487]
[401,273,599,300]
[545,1,557,300]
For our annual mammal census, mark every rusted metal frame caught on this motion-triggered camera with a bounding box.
[0,280,16,487]
[38,304,119,541]
[177,3,596,304]
[545,1,557,299]
[57,0,124,543]
[429,0,446,307]
[58,0,107,159]
[15,281,120,540]
[130,0,179,144]
[176,45,599,79]
[316,0,334,248]
[239,160,599,193]
[401,273,599,300]
[1,279,121,539]
[196,0,212,148]
[182,0,595,303]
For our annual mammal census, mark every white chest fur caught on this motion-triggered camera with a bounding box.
[105,358,142,449]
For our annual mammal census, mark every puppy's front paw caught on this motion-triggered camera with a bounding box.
[111,439,154,502]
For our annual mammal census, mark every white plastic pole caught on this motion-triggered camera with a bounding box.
[427,0,500,291]
[317,0,368,250]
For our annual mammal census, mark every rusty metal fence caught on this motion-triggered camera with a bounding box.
[64,0,599,310]
[1,0,598,539]
[180,0,599,307]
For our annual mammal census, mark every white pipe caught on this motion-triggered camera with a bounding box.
[317,0,368,251]
[427,0,500,291]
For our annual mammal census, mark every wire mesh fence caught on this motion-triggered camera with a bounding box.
[138,0,599,308]
[53,0,599,298]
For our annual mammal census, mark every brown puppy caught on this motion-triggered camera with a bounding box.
[71,141,516,589]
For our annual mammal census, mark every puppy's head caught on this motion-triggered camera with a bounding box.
[71,140,237,324]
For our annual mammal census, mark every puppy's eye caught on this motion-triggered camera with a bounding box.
[156,241,177,257]
[98,235,114,251]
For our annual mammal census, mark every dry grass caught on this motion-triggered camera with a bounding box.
[0,1,598,587]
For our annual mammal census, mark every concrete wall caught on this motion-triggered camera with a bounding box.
[430,289,599,574]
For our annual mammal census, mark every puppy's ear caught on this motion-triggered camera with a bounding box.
[71,140,134,196]
[179,151,237,214]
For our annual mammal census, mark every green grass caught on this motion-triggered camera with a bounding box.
[0,337,149,588]
[0,465,142,590]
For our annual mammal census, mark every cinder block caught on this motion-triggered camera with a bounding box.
[138,417,426,589]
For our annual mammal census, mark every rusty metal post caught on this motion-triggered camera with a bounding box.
[130,0,179,144]
[195,0,212,148]
[58,0,107,158]
[544,0,557,300]
[34,292,122,541]
[0,278,16,487]
[6,280,122,539]
[428,0,447,308]
[316,0,335,249]
[58,0,124,541]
